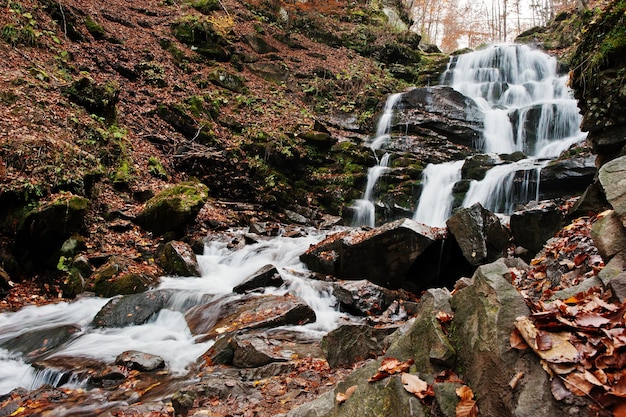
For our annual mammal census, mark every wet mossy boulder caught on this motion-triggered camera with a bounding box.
[136,182,209,236]
[89,255,156,297]
[15,193,89,270]
[157,240,201,277]
[62,77,119,123]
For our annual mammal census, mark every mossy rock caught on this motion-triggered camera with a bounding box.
[15,193,90,270]
[207,69,247,93]
[136,182,209,235]
[171,16,232,61]
[94,272,154,297]
[190,0,220,14]
[62,77,119,123]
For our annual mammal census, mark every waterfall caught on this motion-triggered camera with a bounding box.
[413,160,464,228]
[352,93,403,227]
[414,44,586,223]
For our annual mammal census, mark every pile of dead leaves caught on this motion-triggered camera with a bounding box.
[515,215,605,302]
[512,283,626,413]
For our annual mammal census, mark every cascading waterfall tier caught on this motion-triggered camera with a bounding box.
[351,93,403,227]
[414,44,586,226]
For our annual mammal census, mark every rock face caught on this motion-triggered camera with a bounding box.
[446,203,510,265]
[395,86,483,148]
[599,155,626,226]
[92,290,173,328]
[233,264,284,294]
[300,218,438,289]
[321,324,398,368]
[136,182,209,236]
[450,260,562,417]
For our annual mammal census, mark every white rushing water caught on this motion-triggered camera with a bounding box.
[414,44,586,223]
[0,230,342,395]
[352,93,403,227]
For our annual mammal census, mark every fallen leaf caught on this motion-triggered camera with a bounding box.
[401,373,429,399]
[508,371,524,389]
[436,310,454,324]
[515,317,579,363]
[563,372,595,396]
[368,358,414,382]
[510,328,529,350]
[336,385,357,404]
[455,386,478,417]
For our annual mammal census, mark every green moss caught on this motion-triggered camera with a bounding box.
[148,157,168,179]
[84,15,106,39]
[112,159,133,186]
[190,0,220,14]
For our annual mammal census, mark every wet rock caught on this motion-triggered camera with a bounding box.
[510,202,565,255]
[172,390,196,417]
[136,181,209,236]
[89,365,130,387]
[233,264,284,294]
[446,203,510,266]
[300,130,336,149]
[31,356,106,388]
[450,260,562,417]
[15,193,89,270]
[331,280,413,316]
[284,209,309,225]
[591,210,626,261]
[157,240,201,277]
[93,289,172,328]
[90,255,156,297]
[231,333,289,368]
[203,332,236,365]
[396,86,483,148]
[568,181,611,218]
[321,324,398,368]
[185,294,316,339]
[599,155,626,225]
[300,218,438,289]
[115,350,165,372]
[0,325,81,363]
[461,154,498,181]
[0,265,11,293]
[539,153,596,196]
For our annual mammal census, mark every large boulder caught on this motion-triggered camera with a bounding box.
[450,260,563,417]
[599,155,626,226]
[395,86,483,148]
[90,255,157,297]
[300,218,438,289]
[332,280,414,316]
[185,294,316,340]
[321,324,398,368]
[232,264,284,294]
[92,290,173,328]
[539,153,596,198]
[0,325,81,363]
[591,210,626,261]
[446,203,510,266]
[15,193,89,270]
[136,182,209,236]
[510,202,565,255]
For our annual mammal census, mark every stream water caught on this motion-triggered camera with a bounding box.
[0,231,341,397]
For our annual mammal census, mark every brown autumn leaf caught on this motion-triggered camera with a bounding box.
[368,358,414,382]
[336,385,357,404]
[563,372,595,396]
[455,385,478,417]
[510,328,530,350]
[574,312,610,328]
[515,317,579,363]
[401,373,429,399]
[436,310,454,324]
[573,253,588,266]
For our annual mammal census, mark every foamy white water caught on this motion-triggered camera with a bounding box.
[0,229,343,395]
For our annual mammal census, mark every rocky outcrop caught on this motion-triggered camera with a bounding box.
[510,202,566,255]
[395,86,483,148]
[599,155,626,226]
[321,324,398,368]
